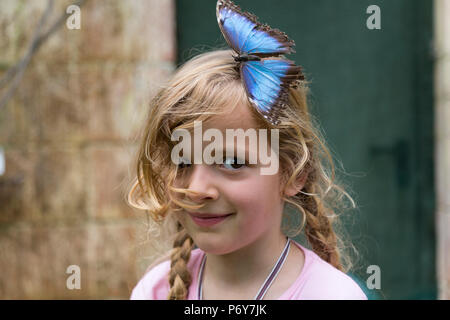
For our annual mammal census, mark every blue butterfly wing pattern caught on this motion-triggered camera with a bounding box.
[241,59,302,124]
[216,0,304,124]
[216,1,255,53]
[216,0,295,56]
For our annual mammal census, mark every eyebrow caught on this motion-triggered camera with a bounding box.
[219,146,258,164]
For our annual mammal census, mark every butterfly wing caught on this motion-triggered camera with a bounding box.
[216,0,295,56]
[241,59,303,124]
[216,0,304,124]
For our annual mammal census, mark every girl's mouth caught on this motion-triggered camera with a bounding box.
[188,213,234,227]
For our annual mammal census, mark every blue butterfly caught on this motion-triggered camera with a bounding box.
[216,0,304,125]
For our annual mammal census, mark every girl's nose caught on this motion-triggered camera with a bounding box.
[186,164,219,203]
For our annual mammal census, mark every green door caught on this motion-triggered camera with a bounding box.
[176,0,436,299]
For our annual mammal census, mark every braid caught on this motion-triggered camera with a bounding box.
[167,222,195,300]
[300,184,343,272]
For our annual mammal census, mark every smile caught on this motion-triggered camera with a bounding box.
[188,212,234,227]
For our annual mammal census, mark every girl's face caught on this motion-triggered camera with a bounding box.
[173,102,289,255]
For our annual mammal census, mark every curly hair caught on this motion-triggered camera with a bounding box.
[127,49,358,300]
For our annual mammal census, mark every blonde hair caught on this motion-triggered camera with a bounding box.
[127,49,358,300]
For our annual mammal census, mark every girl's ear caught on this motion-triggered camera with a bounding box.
[284,171,309,197]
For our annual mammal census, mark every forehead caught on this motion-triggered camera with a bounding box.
[204,101,259,131]
[200,102,269,159]
[180,101,264,157]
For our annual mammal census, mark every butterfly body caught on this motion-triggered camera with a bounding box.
[234,53,261,62]
[216,0,304,125]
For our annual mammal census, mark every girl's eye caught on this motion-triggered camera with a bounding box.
[177,159,191,169]
[176,158,246,171]
[222,157,246,170]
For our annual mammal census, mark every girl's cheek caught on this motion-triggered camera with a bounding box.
[175,211,189,229]
[226,181,264,209]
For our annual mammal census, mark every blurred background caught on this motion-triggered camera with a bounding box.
[0,0,448,299]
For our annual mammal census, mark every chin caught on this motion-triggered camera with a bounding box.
[193,236,233,255]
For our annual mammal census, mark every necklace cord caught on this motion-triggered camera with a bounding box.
[197,237,292,300]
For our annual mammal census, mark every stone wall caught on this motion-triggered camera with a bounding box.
[434,0,450,301]
[0,0,175,299]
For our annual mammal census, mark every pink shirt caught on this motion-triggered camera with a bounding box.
[130,240,368,300]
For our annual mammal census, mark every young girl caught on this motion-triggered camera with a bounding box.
[126,48,367,300]
[128,0,367,300]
